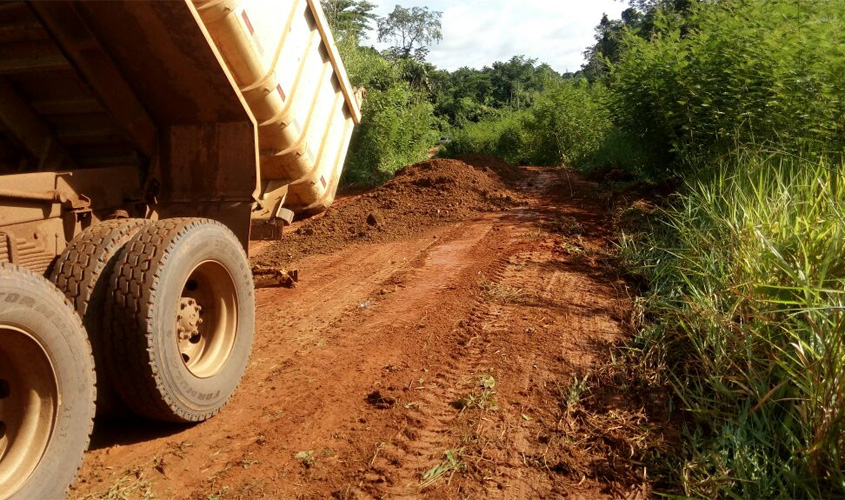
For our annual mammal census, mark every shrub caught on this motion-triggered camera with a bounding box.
[522,81,612,167]
[337,42,438,187]
[610,0,845,177]
[443,110,530,165]
[444,81,613,170]
[342,83,437,187]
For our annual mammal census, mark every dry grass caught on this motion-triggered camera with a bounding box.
[479,279,523,303]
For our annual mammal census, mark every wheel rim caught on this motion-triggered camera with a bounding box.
[176,260,238,379]
[0,326,58,496]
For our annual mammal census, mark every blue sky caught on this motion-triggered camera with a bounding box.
[363,0,627,73]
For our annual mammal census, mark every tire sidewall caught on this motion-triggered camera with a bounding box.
[150,223,254,419]
[0,272,94,500]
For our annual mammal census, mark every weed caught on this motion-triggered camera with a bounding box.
[420,449,466,489]
[559,375,589,413]
[294,451,316,469]
[451,375,498,411]
[621,153,845,497]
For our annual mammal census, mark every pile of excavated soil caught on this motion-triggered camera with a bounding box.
[455,154,524,182]
[253,157,523,267]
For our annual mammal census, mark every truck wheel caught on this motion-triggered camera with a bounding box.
[105,219,254,422]
[50,219,150,416]
[0,263,95,500]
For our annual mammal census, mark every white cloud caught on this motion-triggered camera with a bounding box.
[363,0,627,73]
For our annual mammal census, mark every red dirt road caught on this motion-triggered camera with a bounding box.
[71,167,645,500]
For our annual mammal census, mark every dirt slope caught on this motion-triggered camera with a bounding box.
[253,157,523,268]
[71,160,657,500]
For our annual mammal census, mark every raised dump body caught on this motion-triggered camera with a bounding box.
[0,1,358,498]
[194,0,362,220]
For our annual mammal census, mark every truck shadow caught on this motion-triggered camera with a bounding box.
[89,417,190,451]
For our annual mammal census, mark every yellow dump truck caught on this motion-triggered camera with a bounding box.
[0,1,360,497]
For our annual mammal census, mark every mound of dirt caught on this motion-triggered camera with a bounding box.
[253,158,523,268]
[455,154,524,182]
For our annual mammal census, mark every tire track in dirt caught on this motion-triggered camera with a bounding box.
[71,165,649,500]
[353,171,574,498]
[346,221,510,499]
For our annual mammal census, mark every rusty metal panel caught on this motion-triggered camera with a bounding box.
[159,122,258,203]
[0,166,142,226]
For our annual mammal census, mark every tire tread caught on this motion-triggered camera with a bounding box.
[105,218,251,422]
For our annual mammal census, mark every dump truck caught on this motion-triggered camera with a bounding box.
[0,1,361,497]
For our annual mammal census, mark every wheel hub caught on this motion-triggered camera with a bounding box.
[175,260,238,379]
[177,298,203,341]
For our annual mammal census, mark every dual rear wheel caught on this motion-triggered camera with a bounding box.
[0,218,254,499]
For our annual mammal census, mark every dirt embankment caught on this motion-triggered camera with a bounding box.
[253,157,523,268]
[71,157,670,500]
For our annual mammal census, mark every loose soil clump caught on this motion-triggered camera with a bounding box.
[253,157,523,268]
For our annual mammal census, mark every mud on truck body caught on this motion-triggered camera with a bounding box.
[0,1,361,497]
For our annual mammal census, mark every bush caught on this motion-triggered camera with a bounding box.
[621,152,845,498]
[337,42,438,187]
[444,81,614,169]
[609,1,845,178]
[444,110,530,165]
[522,81,612,167]
[342,83,437,187]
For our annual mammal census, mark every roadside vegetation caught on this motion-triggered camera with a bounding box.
[324,0,845,497]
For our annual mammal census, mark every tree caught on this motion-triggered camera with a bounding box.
[580,1,700,81]
[489,56,542,109]
[377,5,442,61]
[581,13,627,81]
[321,0,377,42]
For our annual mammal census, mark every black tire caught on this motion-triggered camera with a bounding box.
[105,218,255,422]
[50,219,151,416]
[0,263,96,500]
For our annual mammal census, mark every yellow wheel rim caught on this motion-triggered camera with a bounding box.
[0,325,58,497]
[176,261,238,379]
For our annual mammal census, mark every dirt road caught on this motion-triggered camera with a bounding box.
[71,164,649,499]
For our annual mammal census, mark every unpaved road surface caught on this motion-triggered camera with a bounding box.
[71,164,647,499]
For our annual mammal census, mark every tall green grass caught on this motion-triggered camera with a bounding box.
[336,41,438,188]
[445,110,530,165]
[621,152,845,498]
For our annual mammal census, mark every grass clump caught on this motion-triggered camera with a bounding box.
[621,152,845,498]
[451,375,498,412]
[420,449,466,489]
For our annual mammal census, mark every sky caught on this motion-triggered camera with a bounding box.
[362,0,627,74]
